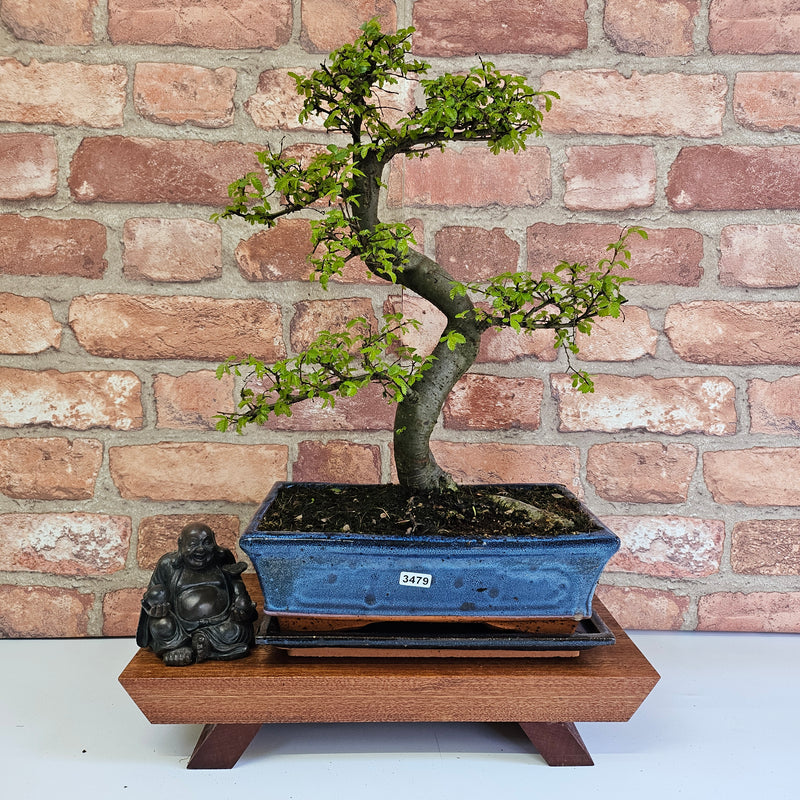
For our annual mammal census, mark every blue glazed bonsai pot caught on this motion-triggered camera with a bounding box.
[240,482,620,628]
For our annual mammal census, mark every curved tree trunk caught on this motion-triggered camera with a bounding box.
[392,251,482,490]
[351,160,484,490]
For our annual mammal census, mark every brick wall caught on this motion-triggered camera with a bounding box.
[2,0,800,636]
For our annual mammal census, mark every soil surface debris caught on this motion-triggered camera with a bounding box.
[257,483,600,538]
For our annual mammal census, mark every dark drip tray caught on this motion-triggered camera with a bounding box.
[257,611,615,652]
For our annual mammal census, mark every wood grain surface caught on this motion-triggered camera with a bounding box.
[119,593,659,727]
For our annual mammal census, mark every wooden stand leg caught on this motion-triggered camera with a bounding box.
[518,722,594,766]
[187,723,262,769]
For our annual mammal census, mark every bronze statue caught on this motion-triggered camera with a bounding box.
[136,522,257,666]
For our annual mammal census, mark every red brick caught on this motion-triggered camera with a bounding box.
[704,448,800,506]
[564,145,656,210]
[293,440,382,483]
[477,327,558,363]
[595,585,689,630]
[603,0,699,56]
[429,442,582,496]
[542,71,724,136]
[412,0,588,56]
[246,68,413,130]
[0,293,61,354]
[603,515,724,578]
[137,514,241,569]
[404,220,426,253]
[280,142,335,170]
[553,374,736,436]
[734,72,800,132]
[527,223,703,286]
[749,376,800,435]
[0,367,142,430]
[371,80,415,129]
[102,588,142,637]
[443,374,542,431]
[0,585,93,637]
[0,0,96,45]
[528,222,624,273]
[731,519,800,575]
[235,219,367,283]
[574,306,657,361]
[68,137,263,205]
[0,133,57,199]
[108,0,292,49]
[290,298,377,353]
[388,146,551,208]
[0,437,102,500]
[697,591,800,632]
[134,63,236,128]
[0,59,126,127]
[0,215,107,278]
[246,69,319,130]
[109,442,287,502]
[666,301,800,365]
[587,442,697,503]
[236,220,314,281]
[69,294,284,361]
[720,224,800,287]
[709,0,800,55]
[384,294,443,361]
[123,218,222,282]
[667,146,800,210]
[0,513,130,575]
[154,370,235,430]
[261,383,395,431]
[301,0,396,52]
[435,227,520,282]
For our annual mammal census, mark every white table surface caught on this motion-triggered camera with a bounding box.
[2,630,797,799]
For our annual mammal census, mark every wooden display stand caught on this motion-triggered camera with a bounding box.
[119,594,659,769]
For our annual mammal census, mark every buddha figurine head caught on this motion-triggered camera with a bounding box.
[177,522,220,570]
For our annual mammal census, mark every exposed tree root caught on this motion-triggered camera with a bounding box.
[488,494,574,531]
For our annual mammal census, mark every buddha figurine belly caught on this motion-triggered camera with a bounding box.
[175,574,230,621]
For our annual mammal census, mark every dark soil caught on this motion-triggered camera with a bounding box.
[256,483,601,538]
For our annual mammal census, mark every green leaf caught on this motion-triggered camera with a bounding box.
[442,330,467,351]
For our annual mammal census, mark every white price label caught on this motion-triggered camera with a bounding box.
[399,571,432,587]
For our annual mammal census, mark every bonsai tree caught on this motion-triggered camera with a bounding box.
[215,20,644,494]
